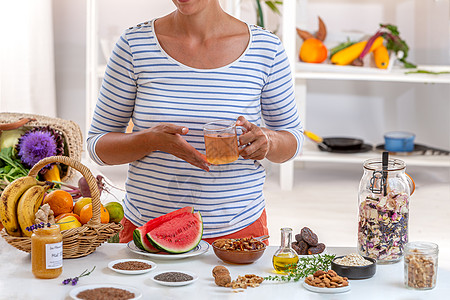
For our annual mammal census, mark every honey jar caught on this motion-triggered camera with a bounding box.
[31,224,63,279]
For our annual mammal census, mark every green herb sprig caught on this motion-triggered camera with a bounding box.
[265,254,335,282]
[405,69,450,75]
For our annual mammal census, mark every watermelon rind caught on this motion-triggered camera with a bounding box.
[133,227,159,253]
[147,212,203,254]
[132,206,194,253]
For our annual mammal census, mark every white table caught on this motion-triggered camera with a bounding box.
[0,239,448,300]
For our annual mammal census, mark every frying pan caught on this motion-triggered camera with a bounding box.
[304,130,366,152]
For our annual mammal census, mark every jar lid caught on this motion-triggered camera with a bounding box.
[363,158,406,171]
[405,241,439,255]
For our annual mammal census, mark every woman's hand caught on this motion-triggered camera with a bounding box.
[96,123,209,171]
[236,116,270,161]
[148,123,210,171]
[235,116,297,163]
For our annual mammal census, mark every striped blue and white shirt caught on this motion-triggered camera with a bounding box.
[87,19,303,238]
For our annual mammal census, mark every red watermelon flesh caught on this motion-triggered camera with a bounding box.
[146,211,203,254]
[132,206,193,253]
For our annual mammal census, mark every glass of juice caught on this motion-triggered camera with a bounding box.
[203,120,239,165]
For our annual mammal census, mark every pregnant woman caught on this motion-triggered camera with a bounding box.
[87,0,304,244]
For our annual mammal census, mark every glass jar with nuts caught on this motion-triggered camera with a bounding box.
[404,241,438,290]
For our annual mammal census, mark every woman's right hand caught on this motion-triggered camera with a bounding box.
[147,123,210,171]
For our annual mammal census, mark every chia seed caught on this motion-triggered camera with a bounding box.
[113,261,152,271]
[154,272,193,282]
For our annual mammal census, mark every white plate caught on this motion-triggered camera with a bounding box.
[151,270,199,287]
[303,280,351,294]
[127,240,210,260]
[108,258,157,275]
[69,283,142,300]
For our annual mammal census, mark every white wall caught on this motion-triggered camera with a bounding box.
[52,0,450,150]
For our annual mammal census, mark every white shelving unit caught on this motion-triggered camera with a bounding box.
[278,0,450,191]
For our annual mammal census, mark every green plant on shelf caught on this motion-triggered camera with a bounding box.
[255,0,283,28]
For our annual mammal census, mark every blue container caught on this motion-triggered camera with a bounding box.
[384,131,415,152]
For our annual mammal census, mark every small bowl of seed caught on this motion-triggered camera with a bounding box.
[108,258,157,275]
[212,237,266,264]
[151,270,199,286]
[331,253,376,279]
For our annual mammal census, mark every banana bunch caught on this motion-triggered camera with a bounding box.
[0,176,53,237]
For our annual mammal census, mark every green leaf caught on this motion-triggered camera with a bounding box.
[255,0,264,27]
[381,24,400,36]
[0,147,29,187]
[400,59,417,69]
[265,1,282,15]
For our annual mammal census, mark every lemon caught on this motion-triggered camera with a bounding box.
[56,216,82,231]
[73,197,92,216]
[104,202,124,223]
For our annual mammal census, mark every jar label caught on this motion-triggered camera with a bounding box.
[45,242,63,269]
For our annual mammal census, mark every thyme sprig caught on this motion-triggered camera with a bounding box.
[265,254,335,282]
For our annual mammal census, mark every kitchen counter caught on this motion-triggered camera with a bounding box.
[0,239,449,300]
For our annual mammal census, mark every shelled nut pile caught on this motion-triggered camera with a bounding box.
[213,237,264,251]
[405,250,436,289]
[305,270,349,288]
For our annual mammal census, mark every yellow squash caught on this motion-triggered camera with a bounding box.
[331,36,384,66]
[373,45,390,69]
[43,164,61,182]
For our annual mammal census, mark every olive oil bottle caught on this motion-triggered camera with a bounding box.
[272,228,299,274]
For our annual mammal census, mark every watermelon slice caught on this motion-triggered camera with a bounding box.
[132,206,193,253]
[146,211,203,254]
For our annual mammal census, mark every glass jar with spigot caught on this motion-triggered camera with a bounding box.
[358,152,414,264]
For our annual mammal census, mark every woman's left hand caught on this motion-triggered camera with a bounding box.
[236,116,271,160]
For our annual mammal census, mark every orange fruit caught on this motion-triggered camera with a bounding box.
[43,190,73,216]
[79,203,110,225]
[299,38,328,63]
[56,216,82,231]
[55,213,81,223]
[73,197,92,216]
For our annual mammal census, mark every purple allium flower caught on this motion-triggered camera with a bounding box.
[17,131,57,168]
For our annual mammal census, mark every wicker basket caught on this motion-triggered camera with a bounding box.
[1,156,123,258]
[0,112,83,182]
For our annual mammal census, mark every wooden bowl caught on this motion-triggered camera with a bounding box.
[211,241,266,264]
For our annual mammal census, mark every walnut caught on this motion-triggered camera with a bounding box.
[212,265,229,277]
[215,274,231,287]
[212,266,231,287]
